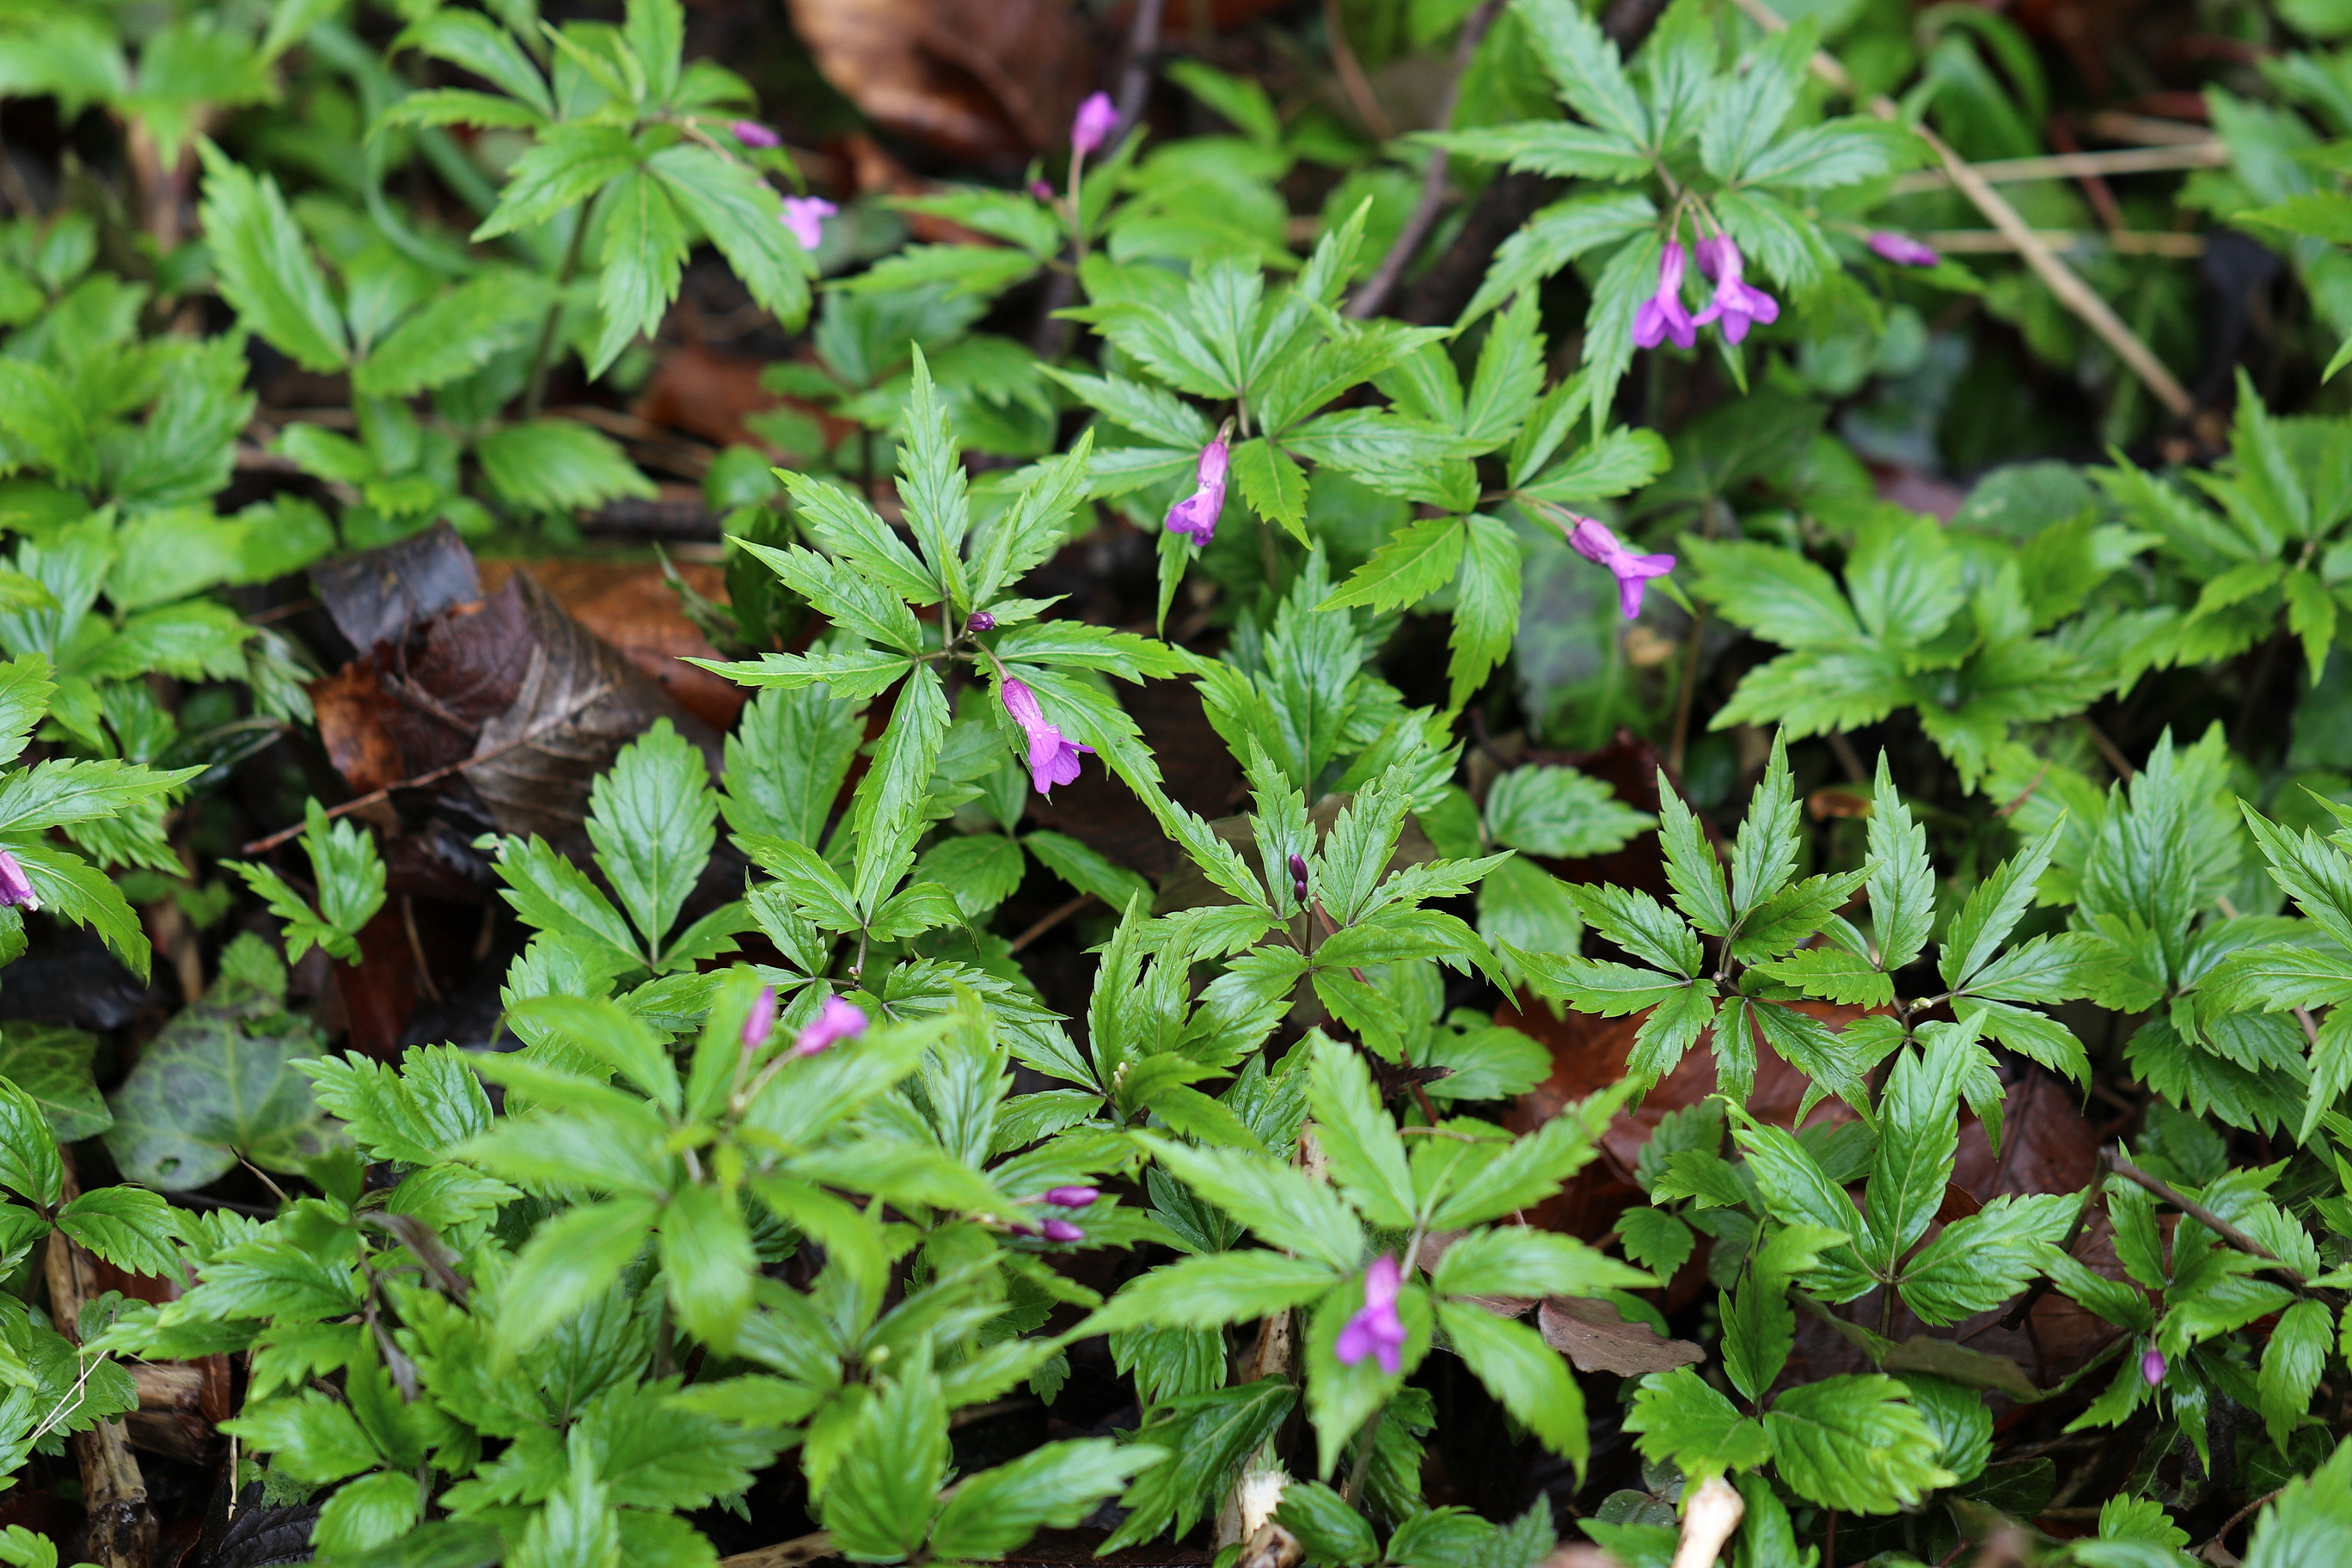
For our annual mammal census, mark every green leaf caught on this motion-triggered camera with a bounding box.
[1320,518,1466,615]
[1898,1192,2074,1326]
[352,267,554,395]
[102,1001,336,1191]
[1274,1482,1379,1567]
[224,1390,380,1485]
[0,360,93,489]
[1623,1367,1768,1478]
[587,720,714,956]
[1088,1251,1342,1335]
[1438,1301,1588,1467]
[473,120,641,241]
[1022,830,1152,913]
[589,168,690,377]
[2240,1435,2352,1568]
[0,1024,107,1141]
[1485,766,1652,858]
[1763,1375,1957,1514]
[1230,438,1308,545]
[311,1469,424,1560]
[929,1440,1164,1562]
[478,420,658,515]
[0,1077,59,1208]
[1448,514,1522,709]
[649,144,811,329]
[2254,1298,2332,1452]
[55,1185,179,1277]
[1863,1026,1969,1276]
[1308,1036,1415,1228]
[821,1363,946,1556]
[493,1197,660,1357]
[1865,751,1933,973]
[1141,1136,1366,1270]
[197,144,348,372]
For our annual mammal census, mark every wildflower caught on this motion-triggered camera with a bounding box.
[999,674,1093,795]
[1043,1186,1099,1208]
[742,984,777,1051]
[1334,1254,1407,1375]
[1632,240,1696,351]
[730,120,781,149]
[1869,230,1939,267]
[781,195,836,252]
[967,609,997,634]
[793,995,867,1057]
[0,850,36,910]
[1692,236,1779,346]
[1565,516,1676,620]
[1071,91,1118,155]
[2142,1347,2166,1386]
[1041,1218,1085,1243]
[1288,853,1308,904]
[1030,180,1055,200]
[1164,435,1229,546]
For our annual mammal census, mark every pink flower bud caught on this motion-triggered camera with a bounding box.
[967,610,996,633]
[1288,853,1308,903]
[1031,180,1055,200]
[1044,1186,1098,1208]
[1335,1254,1406,1374]
[793,995,867,1057]
[1869,230,1939,267]
[742,984,777,1051]
[1071,92,1117,155]
[1164,436,1229,546]
[2142,1347,2166,1385]
[0,849,38,911]
[730,120,781,149]
[1041,1218,1085,1243]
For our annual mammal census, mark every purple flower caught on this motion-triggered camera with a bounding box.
[2142,1347,2166,1386]
[1041,1218,1085,1243]
[0,850,37,911]
[1030,180,1056,200]
[1044,1186,1099,1208]
[730,120,781,149]
[781,196,836,252]
[1288,853,1308,903]
[1164,436,1229,546]
[1632,240,1697,351]
[793,995,867,1057]
[1071,92,1118,155]
[967,610,996,634]
[742,984,777,1051]
[1692,236,1779,346]
[1335,1255,1407,1375]
[999,674,1093,795]
[1565,517,1676,620]
[1869,230,1939,267]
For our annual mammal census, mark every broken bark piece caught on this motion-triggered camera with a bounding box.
[1538,1295,1705,1377]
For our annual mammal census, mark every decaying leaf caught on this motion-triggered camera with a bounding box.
[786,0,1098,161]
[1538,1295,1705,1377]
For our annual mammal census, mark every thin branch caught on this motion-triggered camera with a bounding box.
[2104,1149,2305,1279]
[1889,140,2224,195]
[1113,0,1170,143]
[1323,0,1396,144]
[1730,0,2195,420]
[1346,0,1505,320]
[1009,891,1094,953]
[720,1531,836,1568]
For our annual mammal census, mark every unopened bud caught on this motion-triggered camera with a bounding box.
[1043,1185,1098,1209]
[1041,1218,1085,1243]
[1288,853,1308,903]
[2142,1347,2166,1385]
[967,610,996,633]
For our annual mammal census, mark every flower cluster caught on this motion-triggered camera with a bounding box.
[1634,235,1779,350]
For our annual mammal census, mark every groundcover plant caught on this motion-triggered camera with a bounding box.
[1,1,2352,1566]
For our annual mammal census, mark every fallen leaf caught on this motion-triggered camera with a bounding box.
[478,558,744,732]
[1539,1295,1706,1376]
[787,0,1098,161]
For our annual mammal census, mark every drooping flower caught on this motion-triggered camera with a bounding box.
[1335,1255,1407,1375]
[999,674,1093,795]
[793,995,867,1057]
[1041,1218,1086,1243]
[1632,240,1697,351]
[742,984,777,1052]
[1288,852,1308,904]
[1565,516,1676,620]
[1164,436,1229,546]
[781,195,836,252]
[1869,230,1939,267]
[0,850,37,911]
[1692,235,1779,346]
[1071,91,1118,155]
[1043,1186,1099,1208]
[730,120,782,149]
[2142,1346,2166,1386]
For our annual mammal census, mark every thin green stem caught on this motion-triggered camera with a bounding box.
[522,195,597,419]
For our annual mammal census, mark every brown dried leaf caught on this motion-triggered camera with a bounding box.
[1538,1295,1704,1376]
[786,0,1096,161]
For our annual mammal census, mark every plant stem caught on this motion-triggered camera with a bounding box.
[522,197,597,420]
[1346,0,1505,319]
